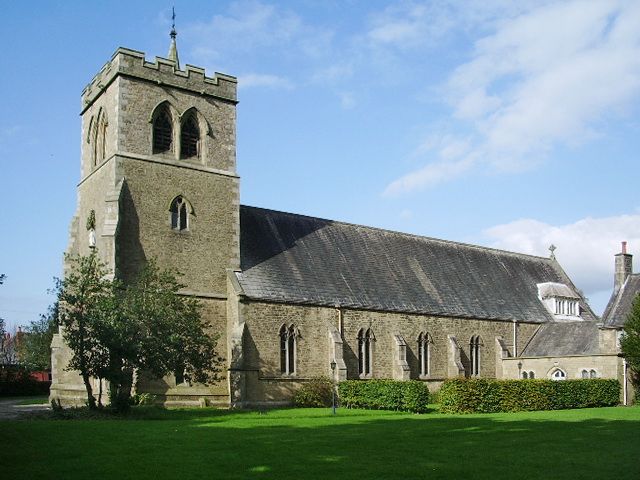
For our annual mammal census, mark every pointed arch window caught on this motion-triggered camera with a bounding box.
[87,110,108,167]
[551,368,566,381]
[180,112,200,159]
[152,104,173,154]
[358,328,374,377]
[417,332,431,377]
[469,335,481,377]
[169,196,190,231]
[279,324,297,374]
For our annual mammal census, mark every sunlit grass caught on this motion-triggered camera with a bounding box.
[1,405,639,480]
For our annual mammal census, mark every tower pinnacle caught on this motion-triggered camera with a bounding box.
[168,7,180,69]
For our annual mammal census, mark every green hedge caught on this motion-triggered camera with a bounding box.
[0,368,51,396]
[294,377,335,408]
[439,378,620,413]
[338,379,430,413]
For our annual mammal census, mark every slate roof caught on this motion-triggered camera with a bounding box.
[520,321,600,356]
[602,274,640,327]
[237,206,597,324]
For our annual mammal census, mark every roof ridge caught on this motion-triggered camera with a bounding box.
[240,204,554,262]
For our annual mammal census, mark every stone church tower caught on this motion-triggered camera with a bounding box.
[50,32,239,406]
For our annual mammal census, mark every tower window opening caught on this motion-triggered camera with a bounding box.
[170,196,189,231]
[153,106,173,154]
[180,114,200,159]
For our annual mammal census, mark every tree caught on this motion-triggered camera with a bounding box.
[620,294,640,390]
[56,252,113,409]
[18,303,58,371]
[57,252,223,411]
[105,261,223,411]
[0,274,18,367]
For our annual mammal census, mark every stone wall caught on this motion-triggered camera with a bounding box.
[238,299,541,405]
[116,156,239,294]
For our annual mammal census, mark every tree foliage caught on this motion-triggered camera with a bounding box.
[0,274,6,336]
[18,303,58,371]
[56,252,113,409]
[56,251,223,411]
[620,294,640,387]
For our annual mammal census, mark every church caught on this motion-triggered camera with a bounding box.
[50,31,635,408]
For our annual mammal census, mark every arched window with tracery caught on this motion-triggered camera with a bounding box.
[469,335,481,377]
[169,196,191,231]
[152,104,173,154]
[551,368,566,381]
[180,111,200,159]
[417,332,431,377]
[358,328,374,377]
[279,324,297,374]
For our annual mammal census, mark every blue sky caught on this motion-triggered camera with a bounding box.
[1,0,639,331]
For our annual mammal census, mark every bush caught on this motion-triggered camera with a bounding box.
[130,393,157,406]
[294,377,335,408]
[338,379,429,413]
[439,378,620,414]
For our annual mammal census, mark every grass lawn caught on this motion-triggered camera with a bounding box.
[1,406,639,480]
[15,396,49,405]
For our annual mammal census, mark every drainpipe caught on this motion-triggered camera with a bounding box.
[623,358,628,406]
[335,304,344,337]
[512,320,518,357]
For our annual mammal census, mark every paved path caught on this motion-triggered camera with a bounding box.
[0,398,50,420]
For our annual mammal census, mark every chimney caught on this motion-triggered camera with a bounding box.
[614,241,633,295]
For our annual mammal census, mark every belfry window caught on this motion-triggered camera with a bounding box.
[358,328,374,377]
[279,324,297,374]
[153,105,173,154]
[417,332,431,377]
[169,196,190,231]
[469,335,481,377]
[180,113,200,159]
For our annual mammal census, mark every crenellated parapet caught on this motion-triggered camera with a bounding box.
[81,47,237,112]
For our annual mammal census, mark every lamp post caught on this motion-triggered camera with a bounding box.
[330,360,337,415]
[517,361,523,379]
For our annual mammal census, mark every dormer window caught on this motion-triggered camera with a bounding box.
[537,282,582,320]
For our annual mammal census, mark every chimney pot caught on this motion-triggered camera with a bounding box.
[622,241,627,254]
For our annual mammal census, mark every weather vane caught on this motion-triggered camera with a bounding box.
[171,7,177,38]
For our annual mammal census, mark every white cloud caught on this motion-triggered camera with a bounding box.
[186,0,328,66]
[239,73,294,90]
[384,156,475,196]
[384,0,640,194]
[483,213,640,302]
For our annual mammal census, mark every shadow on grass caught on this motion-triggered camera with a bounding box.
[2,407,639,480]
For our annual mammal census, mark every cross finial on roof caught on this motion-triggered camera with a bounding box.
[167,7,180,69]
[549,244,557,259]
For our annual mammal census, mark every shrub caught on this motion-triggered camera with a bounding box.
[294,376,335,408]
[0,368,51,396]
[338,379,429,413]
[130,393,157,406]
[439,378,620,414]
